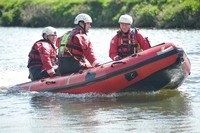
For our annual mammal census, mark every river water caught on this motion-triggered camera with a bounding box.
[0,27,199,133]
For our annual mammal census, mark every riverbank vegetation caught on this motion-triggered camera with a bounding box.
[0,0,199,29]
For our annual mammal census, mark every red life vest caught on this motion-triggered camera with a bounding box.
[117,29,141,57]
[27,39,57,68]
[58,28,85,63]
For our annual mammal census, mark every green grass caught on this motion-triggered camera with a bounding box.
[0,0,199,28]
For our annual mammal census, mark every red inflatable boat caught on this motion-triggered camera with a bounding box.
[14,42,191,94]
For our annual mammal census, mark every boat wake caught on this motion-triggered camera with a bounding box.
[1,84,181,104]
[0,86,12,94]
[28,89,181,103]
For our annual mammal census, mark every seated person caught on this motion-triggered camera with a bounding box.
[27,26,58,81]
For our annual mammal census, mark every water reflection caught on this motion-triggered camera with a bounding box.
[30,90,190,119]
[27,90,192,131]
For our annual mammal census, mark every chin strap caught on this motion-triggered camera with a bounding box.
[78,22,86,34]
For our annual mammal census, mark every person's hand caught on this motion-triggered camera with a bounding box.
[114,55,122,61]
[92,60,100,67]
[49,72,55,77]
[94,63,100,67]
[53,65,58,69]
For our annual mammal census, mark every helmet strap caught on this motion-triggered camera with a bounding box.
[78,21,86,33]
[42,33,48,40]
[42,33,52,44]
[83,23,86,32]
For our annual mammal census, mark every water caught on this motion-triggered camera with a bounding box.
[0,27,200,132]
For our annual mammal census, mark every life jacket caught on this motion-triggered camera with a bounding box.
[27,39,57,68]
[117,28,141,57]
[58,28,85,63]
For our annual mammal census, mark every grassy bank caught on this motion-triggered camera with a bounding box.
[0,0,199,29]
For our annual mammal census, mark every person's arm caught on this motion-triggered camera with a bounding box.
[135,31,151,50]
[76,34,99,67]
[109,35,120,60]
[37,42,55,77]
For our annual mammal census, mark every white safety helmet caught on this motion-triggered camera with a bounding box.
[74,13,92,24]
[118,14,133,25]
[42,26,57,36]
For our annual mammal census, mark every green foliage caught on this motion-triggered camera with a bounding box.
[0,0,25,26]
[20,3,53,27]
[131,4,159,27]
[0,0,199,28]
[158,0,200,28]
[101,0,127,27]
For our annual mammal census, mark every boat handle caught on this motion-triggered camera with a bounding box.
[111,61,126,67]
[45,81,56,85]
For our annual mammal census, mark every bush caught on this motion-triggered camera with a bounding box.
[0,0,199,28]
[20,3,54,27]
[132,4,159,27]
[157,0,200,28]
[0,0,23,26]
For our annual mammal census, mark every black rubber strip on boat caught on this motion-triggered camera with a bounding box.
[40,49,180,92]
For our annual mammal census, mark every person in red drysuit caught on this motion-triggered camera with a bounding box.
[57,13,100,75]
[109,14,151,61]
[27,26,58,81]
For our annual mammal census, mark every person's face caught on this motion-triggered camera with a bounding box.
[85,22,91,32]
[120,23,131,33]
[47,34,57,44]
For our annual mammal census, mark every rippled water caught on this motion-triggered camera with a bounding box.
[0,27,199,132]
